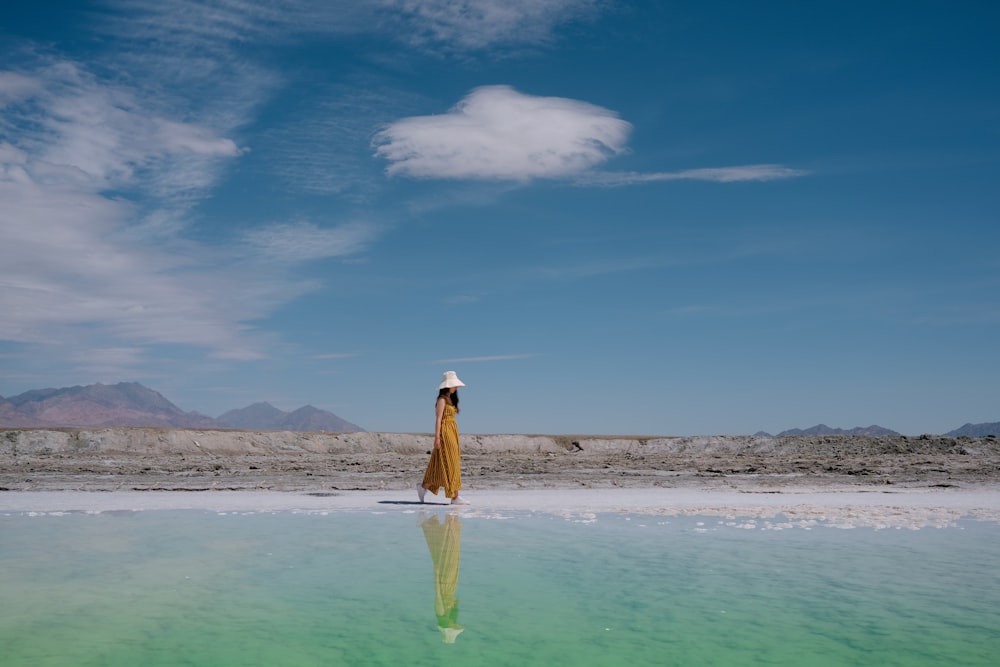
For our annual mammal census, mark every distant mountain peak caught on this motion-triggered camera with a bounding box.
[217,401,362,433]
[946,422,1000,437]
[776,424,900,437]
[0,382,363,432]
[1,381,215,428]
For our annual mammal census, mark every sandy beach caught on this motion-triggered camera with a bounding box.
[3,428,999,527]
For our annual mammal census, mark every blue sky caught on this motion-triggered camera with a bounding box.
[1,1,997,436]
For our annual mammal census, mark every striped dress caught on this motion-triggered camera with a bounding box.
[422,402,462,499]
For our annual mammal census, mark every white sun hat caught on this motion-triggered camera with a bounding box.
[438,371,466,389]
[439,626,464,643]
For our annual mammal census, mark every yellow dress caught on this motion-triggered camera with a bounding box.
[422,402,462,499]
[420,513,464,642]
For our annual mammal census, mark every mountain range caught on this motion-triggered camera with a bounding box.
[0,382,995,436]
[0,382,363,432]
[756,424,901,437]
[757,422,999,437]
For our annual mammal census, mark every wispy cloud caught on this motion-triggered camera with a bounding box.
[665,303,799,320]
[382,0,604,51]
[0,71,43,103]
[100,0,598,56]
[1,62,241,193]
[531,256,669,281]
[70,347,147,376]
[1,62,250,349]
[0,58,376,366]
[374,85,631,180]
[578,164,810,185]
[433,354,538,363]
[243,221,380,262]
[257,83,422,198]
[98,0,361,51]
[444,294,483,305]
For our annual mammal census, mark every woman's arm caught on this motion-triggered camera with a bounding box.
[433,397,445,449]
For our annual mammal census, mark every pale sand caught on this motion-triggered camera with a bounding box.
[3,488,999,529]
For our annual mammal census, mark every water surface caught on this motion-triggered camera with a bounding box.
[1,508,998,666]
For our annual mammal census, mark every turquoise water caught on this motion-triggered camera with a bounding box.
[1,508,998,666]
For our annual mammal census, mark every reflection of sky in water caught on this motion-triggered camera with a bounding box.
[1,509,998,666]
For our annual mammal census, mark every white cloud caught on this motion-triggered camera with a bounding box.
[153,118,244,156]
[1,1,421,379]
[374,87,808,185]
[0,172,262,356]
[0,63,376,367]
[373,85,631,180]
[1,63,240,194]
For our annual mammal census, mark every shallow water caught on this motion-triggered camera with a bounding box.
[1,508,998,666]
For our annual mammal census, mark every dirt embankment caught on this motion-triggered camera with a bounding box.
[2,428,999,493]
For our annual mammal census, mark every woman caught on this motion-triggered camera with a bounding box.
[420,512,465,643]
[418,371,469,505]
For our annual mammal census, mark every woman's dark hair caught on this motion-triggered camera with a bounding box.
[437,387,459,410]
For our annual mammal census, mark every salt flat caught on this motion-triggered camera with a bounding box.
[3,487,999,529]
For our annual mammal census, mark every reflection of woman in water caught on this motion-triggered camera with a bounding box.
[420,512,464,643]
[418,371,469,505]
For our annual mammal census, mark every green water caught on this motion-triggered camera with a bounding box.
[1,508,998,666]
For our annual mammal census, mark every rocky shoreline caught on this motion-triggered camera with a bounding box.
[2,427,999,493]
